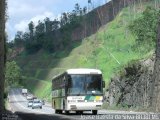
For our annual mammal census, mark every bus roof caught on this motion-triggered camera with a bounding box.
[52,68,102,80]
[66,68,102,74]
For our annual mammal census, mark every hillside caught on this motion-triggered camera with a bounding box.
[15,1,156,102]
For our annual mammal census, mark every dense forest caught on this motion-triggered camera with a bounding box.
[9,2,94,53]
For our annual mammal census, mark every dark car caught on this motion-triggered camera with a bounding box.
[41,100,45,105]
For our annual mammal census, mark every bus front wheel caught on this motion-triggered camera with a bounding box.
[59,110,62,114]
[65,110,69,114]
[92,110,97,115]
[55,110,62,114]
[76,111,83,115]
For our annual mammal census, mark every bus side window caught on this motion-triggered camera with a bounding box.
[102,81,105,88]
[67,75,72,86]
[63,76,67,87]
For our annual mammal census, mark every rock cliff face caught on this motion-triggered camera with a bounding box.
[105,56,155,108]
[71,0,151,41]
[150,18,160,112]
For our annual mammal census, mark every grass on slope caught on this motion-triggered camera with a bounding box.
[16,2,155,101]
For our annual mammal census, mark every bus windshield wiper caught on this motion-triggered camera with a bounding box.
[76,90,83,96]
[86,90,96,96]
[76,92,81,96]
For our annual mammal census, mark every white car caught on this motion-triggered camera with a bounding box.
[27,100,33,107]
[26,95,33,100]
[32,100,42,109]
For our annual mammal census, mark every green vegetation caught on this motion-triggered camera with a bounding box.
[5,61,21,86]
[14,1,159,101]
[4,61,22,102]
[129,6,160,50]
[10,3,89,54]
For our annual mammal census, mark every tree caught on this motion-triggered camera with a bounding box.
[5,61,21,86]
[83,7,87,15]
[28,21,34,39]
[35,20,45,36]
[129,7,159,44]
[0,0,6,113]
[88,0,92,12]
[44,17,52,33]
[25,21,45,53]
[14,31,24,47]
[52,19,59,31]
[60,12,68,26]
[35,20,45,48]
[75,3,80,15]
[79,8,83,16]
[22,32,30,42]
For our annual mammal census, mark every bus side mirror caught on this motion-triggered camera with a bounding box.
[102,81,105,88]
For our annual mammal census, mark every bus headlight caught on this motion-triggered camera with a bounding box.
[96,105,102,107]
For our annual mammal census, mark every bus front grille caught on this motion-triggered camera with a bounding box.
[77,100,85,102]
[96,105,102,107]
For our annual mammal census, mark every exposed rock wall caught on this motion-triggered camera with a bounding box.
[150,18,160,112]
[71,0,151,41]
[105,56,155,108]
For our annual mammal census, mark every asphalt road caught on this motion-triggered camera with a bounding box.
[6,88,159,120]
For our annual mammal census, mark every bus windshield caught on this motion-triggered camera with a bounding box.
[67,74,103,95]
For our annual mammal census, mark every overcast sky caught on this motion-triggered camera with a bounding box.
[7,0,110,41]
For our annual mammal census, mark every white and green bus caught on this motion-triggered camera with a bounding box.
[52,68,105,115]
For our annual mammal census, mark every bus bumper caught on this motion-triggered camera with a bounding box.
[66,102,103,111]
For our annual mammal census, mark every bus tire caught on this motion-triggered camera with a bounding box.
[59,110,62,114]
[92,110,97,115]
[55,109,58,114]
[65,110,69,115]
[76,111,83,115]
[55,110,62,114]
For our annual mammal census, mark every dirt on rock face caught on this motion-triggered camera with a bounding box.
[71,0,152,41]
[105,56,155,109]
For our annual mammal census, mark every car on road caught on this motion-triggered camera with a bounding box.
[40,100,45,105]
[32,99,42,109]
[33,96,37,100]
[27,100,33,107]
[26,95,33,100]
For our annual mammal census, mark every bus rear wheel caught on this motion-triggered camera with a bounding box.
[58,110,62,114]
[92,110,97,115]
[65,110,69,115]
